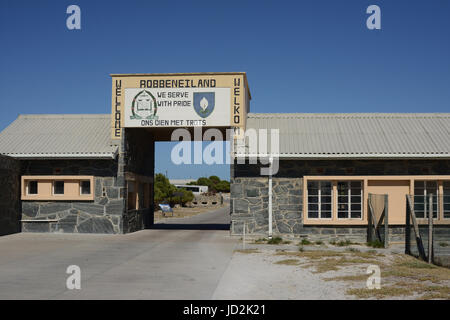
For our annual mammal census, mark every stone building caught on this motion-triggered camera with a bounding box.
[0,114,154,234]
[230,113,450,242]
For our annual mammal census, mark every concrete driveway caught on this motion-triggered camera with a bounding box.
[0,206,237,299]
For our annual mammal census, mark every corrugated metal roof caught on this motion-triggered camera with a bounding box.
[0,114,118,159]
[244,113,450,159]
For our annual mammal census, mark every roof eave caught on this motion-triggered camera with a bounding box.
[234,154,450,160]
[3,153,117,160]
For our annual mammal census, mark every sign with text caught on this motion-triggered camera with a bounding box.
[111,73,250,139]
[124,88,230,128]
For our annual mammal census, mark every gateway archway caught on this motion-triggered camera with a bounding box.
[111,73,251,232]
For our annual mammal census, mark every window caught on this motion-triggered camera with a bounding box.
[27,181,38,195]
[414,181,438,218]
[53,181,65,195]
[307,181,332,219]
[444,181,450,219]
[337,181,362,219]
[80,180,91,195]
[21,176,94,201]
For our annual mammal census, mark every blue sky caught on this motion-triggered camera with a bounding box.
[1,0,449,180]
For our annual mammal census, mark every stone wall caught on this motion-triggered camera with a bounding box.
[122,128,155,232]
[0,155,20,236]
[192,194,223,207]
[230,159,450,242]
[21,159,124,234]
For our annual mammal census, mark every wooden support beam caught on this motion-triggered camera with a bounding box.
[406,195,427,261]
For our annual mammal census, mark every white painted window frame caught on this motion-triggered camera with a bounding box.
[337,181,363,220]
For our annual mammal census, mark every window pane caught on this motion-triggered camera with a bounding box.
[81,181,91,195]
[351,203,361,211]
[338,195,348,203]
[28,181,38,195]
[308,181,319,189]
[321,182,332,195]
[415,181,425,188]
[425,181,438,192]
[444,203,450,219]
[337,182,347,192]
[307,180,333,219]
[308,211,318,218]
[338,210,348,219]
[321,203,332,211]
[54,181,64,195]
[351,211,362,219]
[321,211,332,219]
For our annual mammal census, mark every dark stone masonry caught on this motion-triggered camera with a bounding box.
[18,128,155,234]
[0,155,20,236]
[21,159,124,234]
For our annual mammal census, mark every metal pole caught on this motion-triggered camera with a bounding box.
[243,221,246,250]
[428,193,433,264]
[268,157,273,239]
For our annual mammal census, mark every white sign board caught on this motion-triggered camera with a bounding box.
[124,88,231,127]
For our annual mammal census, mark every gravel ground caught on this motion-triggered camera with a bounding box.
[212,248,350,299]
[212,242,449,300]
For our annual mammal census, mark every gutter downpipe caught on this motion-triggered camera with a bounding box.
[268,156,273,239]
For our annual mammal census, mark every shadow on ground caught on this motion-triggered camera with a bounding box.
[149,223,230,231]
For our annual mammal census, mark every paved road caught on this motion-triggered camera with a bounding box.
[0,206,237,299]
[155,204,231,229]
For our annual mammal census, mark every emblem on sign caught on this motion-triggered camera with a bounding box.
[131,90,158,120]
[193,92,215,118]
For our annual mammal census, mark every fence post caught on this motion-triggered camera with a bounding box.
[406,195,427,261]
[428,193,433,263]
[368,194,372,242]
[405,195,411,255]
[384,194,389,248]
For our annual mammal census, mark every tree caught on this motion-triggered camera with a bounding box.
[209,175,221,185]
[153,173,194,207]
[215,180,230,193]
[185,176,230,194]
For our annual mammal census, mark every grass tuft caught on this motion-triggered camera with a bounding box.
[366,240,384,248]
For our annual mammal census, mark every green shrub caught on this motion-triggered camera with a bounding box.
[366,240,384,248]
[300,239,312,245]
[315,240,324,245]
[336,239,353,247]
[267,237,283,245]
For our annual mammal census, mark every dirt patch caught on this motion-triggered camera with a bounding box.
[234,249,260,254]
[274,259,302,266]
[234,244,450,299]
